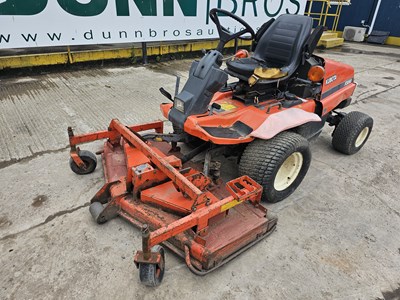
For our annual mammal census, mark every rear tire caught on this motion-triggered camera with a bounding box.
[332,111,373,155]
[239,131,311,203]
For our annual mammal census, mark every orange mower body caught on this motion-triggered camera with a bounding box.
[67,10,373,286]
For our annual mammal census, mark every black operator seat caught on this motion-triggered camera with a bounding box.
[226,14,313,81]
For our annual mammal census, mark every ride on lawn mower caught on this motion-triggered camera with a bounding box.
[67,9,373,286]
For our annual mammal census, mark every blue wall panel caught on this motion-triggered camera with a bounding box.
[337,0,375,29]
[308,0,400,37]
[373,0,400,37]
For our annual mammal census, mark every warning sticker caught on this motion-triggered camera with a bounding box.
[221,199,243,212]
[220,103,237,111]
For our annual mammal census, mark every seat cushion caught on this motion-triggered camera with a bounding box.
[226,57,261,78]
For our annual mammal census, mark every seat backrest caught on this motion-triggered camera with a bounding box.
[254,14,312,72]
[252,18,275,51]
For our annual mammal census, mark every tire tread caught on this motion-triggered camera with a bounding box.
[332,111,373,155]
[239,131,311,203]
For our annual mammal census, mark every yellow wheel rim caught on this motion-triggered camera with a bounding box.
[355,127,369,148]
[274,152,303,191]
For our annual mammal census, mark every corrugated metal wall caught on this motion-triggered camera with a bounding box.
[371,0,400,37]
[309,0,400,37]
[336,0,376,30]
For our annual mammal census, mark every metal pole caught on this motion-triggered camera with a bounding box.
[142,42,148,65]
[368,0,382,35]
[142,224,151,260]
[234,38,238,54]
[174,75,181,97]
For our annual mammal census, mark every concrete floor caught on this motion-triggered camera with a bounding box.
[0,42,400,300]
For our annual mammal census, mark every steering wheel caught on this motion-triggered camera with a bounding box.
[209,8,255,52]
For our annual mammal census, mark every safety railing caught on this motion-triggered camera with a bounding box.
[305,0,350,31]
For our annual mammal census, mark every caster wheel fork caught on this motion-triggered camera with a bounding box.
[69,150,97,175]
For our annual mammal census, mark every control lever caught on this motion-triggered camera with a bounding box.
[284,92,298,101]
[295,77,321,88]
[295,78,312,85]
[159,88,174,102]
[281,92,307,108]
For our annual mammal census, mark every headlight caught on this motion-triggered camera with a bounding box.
[308,65,325,83]
[174,98,185,113]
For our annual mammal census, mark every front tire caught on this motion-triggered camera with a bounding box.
[239,131,311,203]
[139,245,165,287]
[332,111,373,155]
[69,150,97,175]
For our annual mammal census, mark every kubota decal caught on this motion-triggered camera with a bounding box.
[321,78,354,99]
[326,75,337,85]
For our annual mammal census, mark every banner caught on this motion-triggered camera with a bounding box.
[0,0,307,49]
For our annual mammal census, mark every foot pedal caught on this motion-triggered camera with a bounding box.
[226,176,262,202]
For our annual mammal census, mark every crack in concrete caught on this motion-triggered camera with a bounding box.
[328,48,400,60]
[354,62,398,75]
[355,89,379,101]
[353,84,400,105]
[0,146,69,170]
[0,202,90,241]
[374,194,400,219]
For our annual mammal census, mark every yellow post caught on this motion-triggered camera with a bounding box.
[67,46,73,64]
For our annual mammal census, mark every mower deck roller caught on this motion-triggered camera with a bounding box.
[68,119,277,286]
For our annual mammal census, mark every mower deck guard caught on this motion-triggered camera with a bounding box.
[68,119,277,278]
